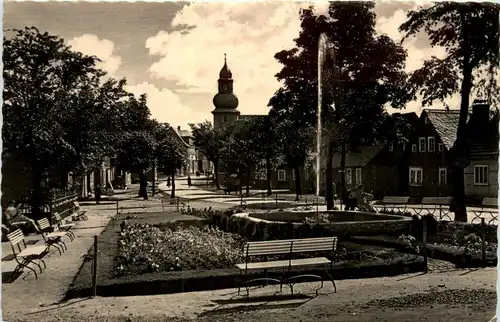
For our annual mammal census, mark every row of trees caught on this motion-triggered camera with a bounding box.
[190,2,498,222]
[272,2,498,221]
[3,27,187,216]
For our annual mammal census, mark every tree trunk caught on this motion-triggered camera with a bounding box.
[170,170,176,198]
[139,171,148,200]
[326,139,335,210]
[266,154,272,196]
[213,161,220,190]
[340,143,347,205]
[452,10,472,222]
[246,171,251,195]
[294,166,302,201]
[30,168,44,220]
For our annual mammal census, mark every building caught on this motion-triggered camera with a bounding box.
[211,55,312,192]
[175,126,210,175]
[398,100,498,202]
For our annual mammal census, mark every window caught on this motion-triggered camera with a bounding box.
[438,167,447,185]
[409,167,423,186]
[412,144,417,152]
[277,169,286,181]
[355,168,362,185]
[223,115,228,123]
[428,137,435,152]
[438,143,444,152]
[346,168,352,184]
[419,137,426,152]
[474,165,488,185]
[388,143,394,152]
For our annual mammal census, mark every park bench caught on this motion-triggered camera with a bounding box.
[53,212,76,241]
[72,201,88,220]
[411,197,452,220]
[223,183,241,195]
[36,218,70,255]
[472,197,498,225]
[7,229,48,279]
[373,196,410,213]
[236,237,338,298]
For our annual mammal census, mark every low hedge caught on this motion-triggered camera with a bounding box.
[350,235,497,268]
[66,250,425,299]
[66,211,425,300]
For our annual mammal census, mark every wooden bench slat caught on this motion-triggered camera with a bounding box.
[291,245,334,253]
[7,229,24,246]
[248,237,335,245]
[482,197,498,208]
[382,196,409,204]
[421,197,451,205]
[247,248,293,256]
[236,257,331,270]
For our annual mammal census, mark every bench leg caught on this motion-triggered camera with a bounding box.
[47,241,63,255]
[324,266,336,293]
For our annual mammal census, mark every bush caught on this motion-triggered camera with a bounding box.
[113,223,245,277]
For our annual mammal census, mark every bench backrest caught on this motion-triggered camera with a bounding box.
[53,212,63,223]
[421,197,451,205]
[37,217,51,231]
[7,229,26,254]
[73,201,80,209]
[382,196,409,204]
[244,237,338,257]
[482,197,498,208]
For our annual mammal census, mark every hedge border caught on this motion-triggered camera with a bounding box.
[66,213,425,300]
[350,235,497,268]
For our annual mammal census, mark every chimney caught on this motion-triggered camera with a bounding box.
[471,99,490,124]
[177,126,181,131]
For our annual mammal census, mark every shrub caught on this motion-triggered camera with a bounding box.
[113,223,245,277]
[397,234,420,254]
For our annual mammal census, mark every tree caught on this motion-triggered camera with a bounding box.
[400,2,500,221]
[277,119,314,200]
[155,123,188,198]
[270,3,409,209]
[3,27,104,217]
[219,118,264,195]
[115,94,157,199]
[189,121,226,189]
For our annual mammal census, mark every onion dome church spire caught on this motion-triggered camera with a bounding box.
[212,54,240,129]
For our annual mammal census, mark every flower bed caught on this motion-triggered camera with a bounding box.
[66,210,426,300]
[113,223,246,277]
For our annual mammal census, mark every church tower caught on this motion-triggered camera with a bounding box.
[212,54,240,130]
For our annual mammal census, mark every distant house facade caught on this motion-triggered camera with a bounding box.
[398,100,498,202]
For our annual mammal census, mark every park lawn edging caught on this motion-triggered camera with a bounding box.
[350,235,497,268]
[65,211,425,300]
[66,252,425,299]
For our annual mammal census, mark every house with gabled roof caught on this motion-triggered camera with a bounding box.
[399,100,498,202]
[330,112,419,199]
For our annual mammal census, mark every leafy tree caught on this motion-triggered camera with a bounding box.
[270,3,409,209]
[277,119,314,200]
[399,2,500,221]
[219,118,264,195]
[115,94,157,199]
[155,123,188,198]
[3,27,104,216]
[189,121,226,189]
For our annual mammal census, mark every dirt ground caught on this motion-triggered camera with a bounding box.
[2,182,497,322]
[3,267,496,322]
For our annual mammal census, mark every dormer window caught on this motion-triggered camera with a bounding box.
[388,143,394,152]
[418,137,426,152]
[425,117,431,124]
[438,143,444,152]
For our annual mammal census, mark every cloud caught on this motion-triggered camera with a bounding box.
[68,34,122,75]
[125,82,208,130]
[145,2,329,117]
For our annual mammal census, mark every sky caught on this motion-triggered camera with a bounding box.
[5,1,462,130]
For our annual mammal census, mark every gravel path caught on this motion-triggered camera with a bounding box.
[3,267,496,322]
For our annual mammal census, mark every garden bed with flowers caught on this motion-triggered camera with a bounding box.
[66,209,425,299]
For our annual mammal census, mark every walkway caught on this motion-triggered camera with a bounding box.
[160,177,497,223]
[1,189,166,319]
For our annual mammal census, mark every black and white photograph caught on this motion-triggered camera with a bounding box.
[2,1,499,321]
